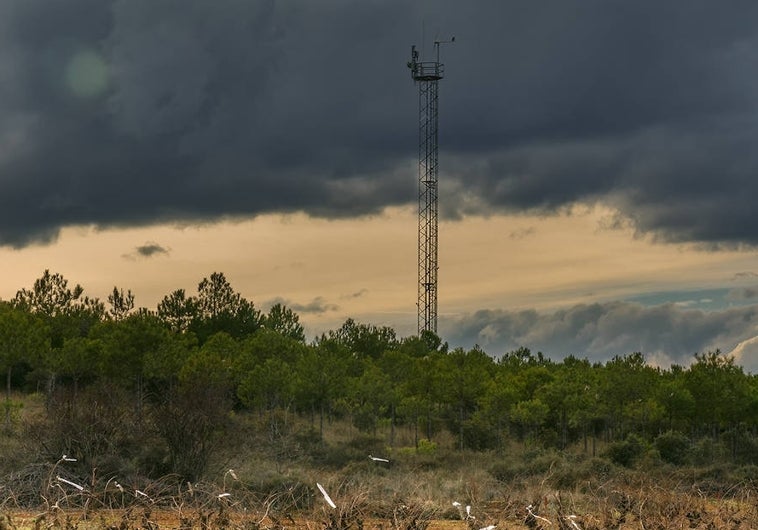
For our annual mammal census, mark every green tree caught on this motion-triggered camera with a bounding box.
[13,270,104,400]
[478,369,520,451]
[237,328,307,371]
[657,365,696,432]
[54,336,102,399]
[237,355,296,441]
[143,329,196,390]
[157,289,197,333]
[376,346,417,446]
[152,331,240,479]
[263,303,305,342]
[435,346,494,450]
[400,349,444,444]
[13,269,104,347]
[294,342,351,437]
[348,361,393,435]
[180,331,240,391]
[234,328,308,422]
[510,398,550,445]
[158,273,264,342]
[498,346,550,370]
[684,350,754,460]
[538,356,598,450]
[601,352,659,439]
[92,310,175,422]
[107,287,135,321]
[192,272,263,343]
[324,318,398,359]
[391,333,449,444]
[0,302,48,430]
[238,355,294,412]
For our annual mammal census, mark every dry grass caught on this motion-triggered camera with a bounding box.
[3,407,758,529]
[3,483,758,530]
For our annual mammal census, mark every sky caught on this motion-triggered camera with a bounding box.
[3,1,758,371]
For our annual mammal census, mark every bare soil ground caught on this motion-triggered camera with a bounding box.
[4,502,758,530]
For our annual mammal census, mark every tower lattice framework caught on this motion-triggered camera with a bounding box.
[408,44,445,335]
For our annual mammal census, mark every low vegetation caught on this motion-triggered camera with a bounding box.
[2,410,758,529]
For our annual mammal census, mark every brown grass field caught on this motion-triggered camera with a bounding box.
[3,394,758,529]
[3,480,758,530]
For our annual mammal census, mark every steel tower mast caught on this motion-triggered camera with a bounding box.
[407,38,451,335]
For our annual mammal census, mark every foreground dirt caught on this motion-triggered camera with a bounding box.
[6,503,758,530]
[3,511,534,530]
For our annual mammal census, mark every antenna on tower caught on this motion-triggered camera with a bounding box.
[407,35,453,336]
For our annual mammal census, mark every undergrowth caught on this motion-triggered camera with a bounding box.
[2,396,758,529]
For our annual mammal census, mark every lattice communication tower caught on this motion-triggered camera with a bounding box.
[407,39,451,335]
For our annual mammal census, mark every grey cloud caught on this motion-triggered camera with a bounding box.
[733,272,758,281]
[135,242,169,258]
[728,287,758,301]
[121,241,170,260]
[509,227,536,240]
[3,1,758,246]
[266,296,338,315]
[441,301,758,369]
[341,289,368,300]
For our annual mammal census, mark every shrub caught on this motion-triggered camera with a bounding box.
[728,429,758,465]
[416,439,437,455]
[24,383,137,467]
[312,442,364,469]
[488,449,571,484]
[461,416,499,451]
[654,431,690,465]
[733,464,758,483]
[606,434,647,467]
[346,433,385,454]
[550,456,616,489]
[690,437,727,466]
[489,461,516,482]
[247,473,312,510]
[151,382,232,481]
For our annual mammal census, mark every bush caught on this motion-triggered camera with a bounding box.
[416,438,437,455]
[462,416,499,451]
[488,460,524,483]
[151,382,233,481]
[247,473,312,510]
[24,383,137,467]
[346,433,385,454]
[733,464,758,483]
[606,434,647,467]
[522,448,562,475]
[488,449,571,484]
[690,437,727,466]
[654,431,690,465]
[550,456,616,489]
[728,429,758,465]
[311,442,364,469]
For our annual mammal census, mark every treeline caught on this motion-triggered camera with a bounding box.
[1,269,757,480]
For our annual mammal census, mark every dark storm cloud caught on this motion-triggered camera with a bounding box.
[441,301,758,369]
[3,0,758,247]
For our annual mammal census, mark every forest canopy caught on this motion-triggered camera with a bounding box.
[1,269,757,482]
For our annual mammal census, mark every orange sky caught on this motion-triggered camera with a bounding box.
[2,203,756,342]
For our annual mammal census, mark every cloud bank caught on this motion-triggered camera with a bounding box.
[2,1,758,248]
[442,301,758,372]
